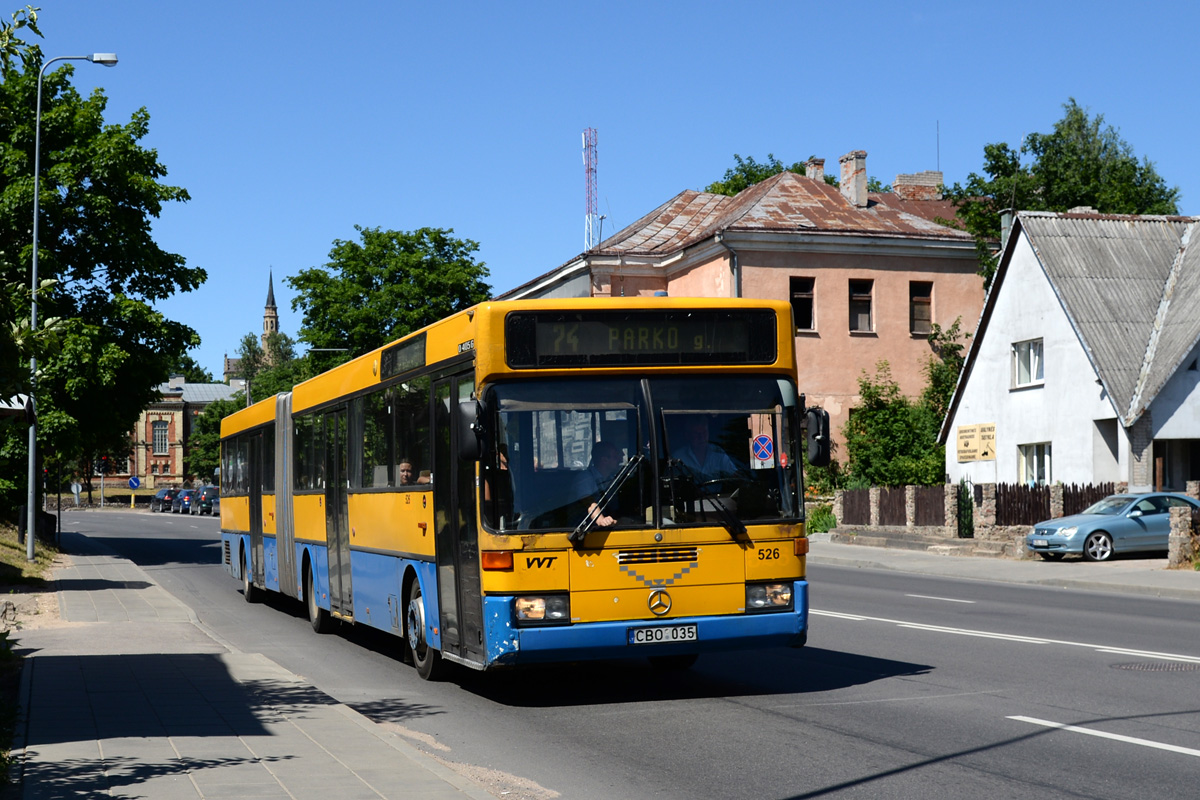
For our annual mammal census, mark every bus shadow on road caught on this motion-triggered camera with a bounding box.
[459,647,932,707]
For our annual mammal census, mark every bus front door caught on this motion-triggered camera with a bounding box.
[324,408,352,617]
[433,376,484,667]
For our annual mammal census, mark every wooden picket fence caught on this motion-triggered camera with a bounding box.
[878,488,907,526]
[841,488,870,525]
[995,483,1050,526]
[1062,483,1116,516]
[995,482,1116,525]
[913,485,946,526]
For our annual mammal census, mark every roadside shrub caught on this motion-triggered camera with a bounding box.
[807,504,836,534]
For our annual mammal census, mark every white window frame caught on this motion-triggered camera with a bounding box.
[1018,442,1052,487]
[1012,338,1044,388]
[152,420,169,455]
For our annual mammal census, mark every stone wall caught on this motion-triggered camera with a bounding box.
[1168,480,1200,567]
[832,484,956,537]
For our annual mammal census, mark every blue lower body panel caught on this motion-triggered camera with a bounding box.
[484,580,808,667]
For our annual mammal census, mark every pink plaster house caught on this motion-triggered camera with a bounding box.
[499,151,986,459]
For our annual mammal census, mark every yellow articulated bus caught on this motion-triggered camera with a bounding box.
[219,297,830,680]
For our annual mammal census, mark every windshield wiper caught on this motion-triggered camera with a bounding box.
[570,454,645,546]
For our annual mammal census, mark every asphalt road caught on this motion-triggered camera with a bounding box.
[62,510,1200,800]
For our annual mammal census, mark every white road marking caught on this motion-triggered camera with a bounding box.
[905,594,976,604]
[814,610,869,621]
[897,623,1049,644]
[1009,716,1200,758]
[811,609,1200,662]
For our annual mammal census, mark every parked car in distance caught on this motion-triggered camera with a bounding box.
[1026,492,1200,562]
[150,487,180,513]
[172,489,199,514]
[190,485,220,516]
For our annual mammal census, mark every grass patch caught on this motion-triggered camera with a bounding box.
[0,522,59,793]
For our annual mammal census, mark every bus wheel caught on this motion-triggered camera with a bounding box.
[242,549,259,604]
[649,654,698,671]
[306,563,332,634]
[406,580,443,681]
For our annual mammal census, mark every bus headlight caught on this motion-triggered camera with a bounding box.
[746,582,793,611]
[515,595,570,624]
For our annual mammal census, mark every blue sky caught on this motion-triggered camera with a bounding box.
[34,1,1200,378]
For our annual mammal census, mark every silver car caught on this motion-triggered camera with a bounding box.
[1026,493,1200,562]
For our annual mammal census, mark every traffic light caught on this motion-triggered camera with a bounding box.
[101,456,110,474]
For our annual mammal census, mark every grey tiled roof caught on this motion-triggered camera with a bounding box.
[1018,212,1200,423]
[156,382,240,404]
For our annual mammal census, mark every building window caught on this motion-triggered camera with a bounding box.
[152,420,169,455]
[151,465,158,475]
[790,276,815,331]
[1018,443,1052,487]
[849,279,873,332]
[1012,339,1044,387]
[910,281,932,335]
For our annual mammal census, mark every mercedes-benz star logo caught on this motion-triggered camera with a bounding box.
[648,589,672,616]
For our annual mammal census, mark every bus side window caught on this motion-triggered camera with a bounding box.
[395,376,431,487]
[294,414,313,490]
[362,389,393,488]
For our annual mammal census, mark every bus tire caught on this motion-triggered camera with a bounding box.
[306,563,333,634]
[406,579,444,681]
[242,548,259,604]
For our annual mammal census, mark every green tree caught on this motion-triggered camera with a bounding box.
[0,29,202,510]
[706,153,893,196]
[841,361,944,488]
[236,331,310,403]
[171,352,214,384]
[920,317,970,424]
[946,99,1180,286]
[288,226,491,358]
[706,154,807,196]
[183,395,242,483]
[0,5,38,70]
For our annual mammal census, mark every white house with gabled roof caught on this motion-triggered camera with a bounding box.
[941,211,1200,491]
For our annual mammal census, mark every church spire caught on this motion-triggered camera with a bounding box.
[262,270,279,352]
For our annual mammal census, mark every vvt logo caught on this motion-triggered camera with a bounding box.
[526,556,557,569]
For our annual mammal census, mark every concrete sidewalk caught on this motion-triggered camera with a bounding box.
[806,532,1200,602]
[11,532,493,800]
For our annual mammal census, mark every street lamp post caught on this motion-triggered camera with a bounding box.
[27,53,117,562]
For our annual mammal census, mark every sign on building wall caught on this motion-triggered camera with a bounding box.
[957,423,996,462]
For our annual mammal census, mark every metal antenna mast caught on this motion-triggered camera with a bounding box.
[583,127,598,250]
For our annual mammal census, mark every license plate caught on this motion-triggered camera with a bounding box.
[628,624,698,645]
[1032,539,1048,548]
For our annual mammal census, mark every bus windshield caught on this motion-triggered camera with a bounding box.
[481,376,801,534]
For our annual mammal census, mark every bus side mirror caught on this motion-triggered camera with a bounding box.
[457,400,482,462]
[805,407,830,467]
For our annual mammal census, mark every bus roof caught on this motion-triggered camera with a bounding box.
[251,297,797,419]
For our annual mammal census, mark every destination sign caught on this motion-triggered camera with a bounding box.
[380,333,426,380]
[505,310,777,368]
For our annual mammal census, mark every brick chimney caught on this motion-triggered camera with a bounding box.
[805,157,825,183]
[839,150,868,207]
[167,374,186,392]
[893,170,943,201]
